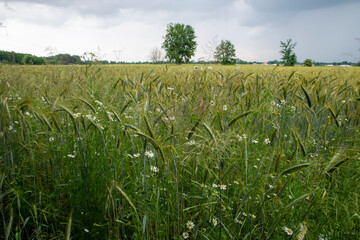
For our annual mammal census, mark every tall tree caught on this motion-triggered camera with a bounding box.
[162,23,197,64]
[214,40,236,65]
[280,39,297,66]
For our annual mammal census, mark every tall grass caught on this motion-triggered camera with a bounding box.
[0,64,359,239]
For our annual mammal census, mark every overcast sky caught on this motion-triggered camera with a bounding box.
[1,0,359,62]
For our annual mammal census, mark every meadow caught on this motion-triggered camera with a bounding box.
[0,63,359,239]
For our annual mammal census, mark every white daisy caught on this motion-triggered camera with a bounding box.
[145,151,154,158]
[186,221,195,229]
[282,226,293,235]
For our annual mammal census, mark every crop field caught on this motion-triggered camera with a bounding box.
[0,64,360,239]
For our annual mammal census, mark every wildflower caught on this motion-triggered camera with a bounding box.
[234,180,239,185]
[264,138,271,144]
[133,153,140,158]
[96,123,104,130]
[194,66,198,70]
[269,184,273,188]
[282,226,293,235]
[252,139,258,144]
[170,116,175,120]
[150,165,159,173]
[73,113,81,118]
[342,100,346,104]
[187,139,196,145]
[182,232,189,239]
[220,184,227,190]
[208,66,213,70]
[242,134,247,139]
[281,99,286,105]
[251,214,256,219]
[201,67,205,70]
[94,100,103,106]
[186,221,195,230]
[319,234,328,240]
[288,195,293,199]
[254,165,258,169]
[212,183,218,188]
[25,111,30,116]
[68,154,75,158]
[222,105,228,111]
[242,212,247,217]
[212,218,218,226]
[145,151,154,158]
[8,125,13,131]
[237,220,243,224]
[86,114,92,119]
[156,108,162,113]
[236,135,243,141]
[210,100,215,106]
[84,228,89,233]
[49,137,54,141]
[167,87,174,90]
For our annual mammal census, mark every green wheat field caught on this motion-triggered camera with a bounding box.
[1,64,359,239]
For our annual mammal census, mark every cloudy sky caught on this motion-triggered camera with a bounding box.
[0,0,359,62]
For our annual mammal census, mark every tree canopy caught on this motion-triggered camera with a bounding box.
[280,39,297,66]
[162,23,197,64]
[214,40,236,65]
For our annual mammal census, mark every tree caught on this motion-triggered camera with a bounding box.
[280,39,297,66]
[214,40,236,65]
[149,47,164,64]
[304,59,313,67]
[162,23,197,64]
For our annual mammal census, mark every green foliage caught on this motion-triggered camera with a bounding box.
[280,39,297,66]
[162,23,197,64]
[214,40,236,65]
[21,54,45,65]
[0,51,43,65]
[45,54,82,65]
[304,59,313,67]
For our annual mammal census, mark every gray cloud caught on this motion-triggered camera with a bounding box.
[244,0,359,12]
[3,0,234,18]
[1,0,359,62]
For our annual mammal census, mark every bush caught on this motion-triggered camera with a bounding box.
[304,59,313,67]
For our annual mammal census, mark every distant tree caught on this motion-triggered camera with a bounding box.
[149,47,164,64]
[22,55,45,65]
[162,23,197,64]
[280,39,297,66]
[304,59,313,67]
[214,40,236,65]
[22,55,34,65]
